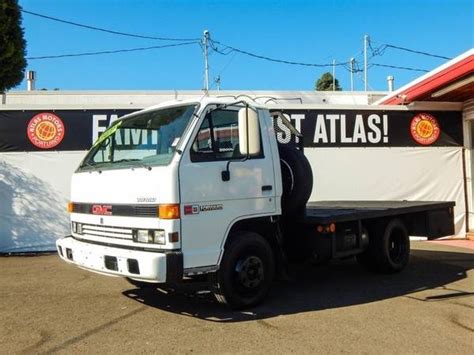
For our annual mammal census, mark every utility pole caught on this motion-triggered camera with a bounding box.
[203,30,210,92]
[350,57,355,91]
[364,34,369,91]
[332,59,336,91]
[215,75,221,91]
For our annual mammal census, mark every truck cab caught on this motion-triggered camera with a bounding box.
[57,96,455,309]
[58,98,283,304]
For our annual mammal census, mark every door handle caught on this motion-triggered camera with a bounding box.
[262,185,273,192]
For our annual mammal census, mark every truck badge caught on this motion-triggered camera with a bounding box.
[184,204,223,215]
[91,205,112,215]
[184,205,200,215]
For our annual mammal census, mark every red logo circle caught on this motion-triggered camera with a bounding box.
[410,113,440,146]
[27,113,65,149]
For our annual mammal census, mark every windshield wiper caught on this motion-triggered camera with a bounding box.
[80,161,99,169]
[113,158,141,163]
[114,158,152,171]
[78,160,104,173]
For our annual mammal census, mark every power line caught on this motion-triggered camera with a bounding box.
[27,42,198,60]
[366,38,438,73]
[383,44,452,60]
[368,39,452,61]
[19,11,441,77]
[210,38,433,75]
[371,63,429,72]
[209,52,238,90]
[210,39,350,68]
[21,9,200,42]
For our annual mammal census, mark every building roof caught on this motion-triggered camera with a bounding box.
[375,49,473,105]
[1,90,388,110]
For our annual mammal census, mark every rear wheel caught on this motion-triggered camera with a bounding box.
[210,232,275,309]
[357,218,410,273]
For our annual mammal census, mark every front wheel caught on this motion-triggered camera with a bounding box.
[210,232,275,309]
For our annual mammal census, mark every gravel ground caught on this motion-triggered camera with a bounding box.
[1,241,473,354]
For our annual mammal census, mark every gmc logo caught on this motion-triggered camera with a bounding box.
[91,205,112,215]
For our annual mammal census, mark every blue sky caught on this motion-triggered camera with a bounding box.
[17,0,473,92]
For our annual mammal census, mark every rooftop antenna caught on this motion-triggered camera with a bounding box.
[387,75,394,92]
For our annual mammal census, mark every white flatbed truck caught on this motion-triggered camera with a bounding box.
[57,97,455,309]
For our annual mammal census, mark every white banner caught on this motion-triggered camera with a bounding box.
[305,147,465,235]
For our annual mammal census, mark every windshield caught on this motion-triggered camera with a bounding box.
[78,104,197,171]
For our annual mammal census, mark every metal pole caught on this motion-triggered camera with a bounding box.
[332,59,336,91]
[26,70,36,91]
[350,57,354,91]
[364,34,369,91]
[387,75,394,92]
[203,30,210,92]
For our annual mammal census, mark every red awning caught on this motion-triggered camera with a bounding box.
[377,50,474,105]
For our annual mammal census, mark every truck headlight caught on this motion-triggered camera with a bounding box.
[133,229,165,244]
[152,230,166,244]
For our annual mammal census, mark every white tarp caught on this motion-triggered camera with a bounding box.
[0,147,465,252]
[306,147,466,234]
[0,152,84,252]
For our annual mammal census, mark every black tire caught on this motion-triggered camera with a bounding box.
[357,218,410,273]
[125,277,158,289]
[278,144,313,215]
[210,232,275,309]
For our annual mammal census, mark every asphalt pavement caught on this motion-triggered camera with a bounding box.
[1,241,473,354]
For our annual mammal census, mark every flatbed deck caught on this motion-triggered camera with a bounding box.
[304,201,455,224]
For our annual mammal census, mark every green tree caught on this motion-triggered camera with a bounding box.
[315,72,342,91]
[0,0,27,93]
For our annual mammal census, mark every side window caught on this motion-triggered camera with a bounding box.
[191,109,262,162]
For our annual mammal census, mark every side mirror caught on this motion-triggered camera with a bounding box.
[238,107,261,156]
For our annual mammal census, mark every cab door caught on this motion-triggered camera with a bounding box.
[178,107,277,269]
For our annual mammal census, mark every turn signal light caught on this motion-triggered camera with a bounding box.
[168,232,179,243]
[159,204,180,219]
[328,223,336,233]
[67,202,73,213]
[317,224,336,233]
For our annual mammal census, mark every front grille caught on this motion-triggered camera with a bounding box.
[80,223,134,240]
[71,203,158,218]
[133,206,157,217]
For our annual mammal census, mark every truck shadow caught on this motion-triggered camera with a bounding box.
[122,248,474,322]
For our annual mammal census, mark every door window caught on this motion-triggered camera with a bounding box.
[191,109,262,162]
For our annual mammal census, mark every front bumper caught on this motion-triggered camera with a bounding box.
[56,236,183,283]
